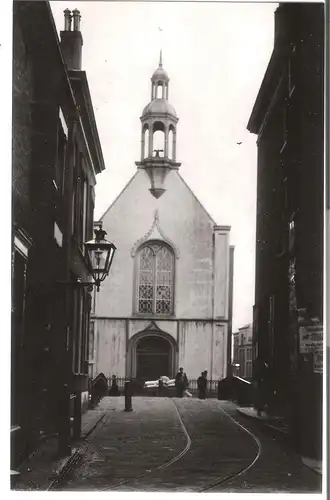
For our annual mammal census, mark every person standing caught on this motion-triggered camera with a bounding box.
[109,374,120,396]
[203,370,208,397]
[197,371,207,399]
[175,367,188,398]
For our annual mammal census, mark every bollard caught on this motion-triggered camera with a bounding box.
[158,378,164,397]
[124,381,133,412]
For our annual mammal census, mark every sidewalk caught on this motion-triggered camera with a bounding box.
[236,406,290,443]
[12,398,109,491]
[236,407,322,476]
[237,406,289,425]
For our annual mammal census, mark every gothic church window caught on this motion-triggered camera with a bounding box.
[137,242,174,315]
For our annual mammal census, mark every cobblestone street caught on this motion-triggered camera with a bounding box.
[57,397,321,493]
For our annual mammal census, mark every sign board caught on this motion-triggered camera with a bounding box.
[299,325,323,373]
[313,351,323,373]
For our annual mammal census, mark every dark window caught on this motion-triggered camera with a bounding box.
[55,108,69,193]
[71,284,91,374]
[89,321,95,360]
[71,140,78,234]
[80,292,91,374]
[72,151,89,249]
[55,120,67,194]
[12,250,27,345]
[11,245,28,424]
[71,285,81,373]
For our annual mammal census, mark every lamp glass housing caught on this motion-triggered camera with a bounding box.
[84,228,116,286]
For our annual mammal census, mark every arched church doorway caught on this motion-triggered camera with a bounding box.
[136,335,171,380]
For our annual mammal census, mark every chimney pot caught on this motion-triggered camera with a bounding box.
[72,9,81,31]
[63,9,72,31]
[60,8,83,70]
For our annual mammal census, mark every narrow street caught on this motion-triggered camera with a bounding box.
[10,3,324,493]
[57,397,321,493]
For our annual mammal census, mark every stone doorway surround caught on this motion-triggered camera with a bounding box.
[127,322,177,379]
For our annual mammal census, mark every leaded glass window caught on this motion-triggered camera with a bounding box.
[137,242,174,314]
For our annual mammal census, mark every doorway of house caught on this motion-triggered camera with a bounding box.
[136,335,171,380]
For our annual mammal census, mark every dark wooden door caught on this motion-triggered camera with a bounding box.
[136,336,171,380]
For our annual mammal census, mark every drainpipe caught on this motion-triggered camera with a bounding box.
[227,246,235,378]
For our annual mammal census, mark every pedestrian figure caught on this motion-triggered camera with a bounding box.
[109,374,120,396]
[204,370,208,397]
[175,367,188,398]
[197,371,207,399]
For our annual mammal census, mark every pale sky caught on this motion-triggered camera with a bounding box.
[50,1,277,332]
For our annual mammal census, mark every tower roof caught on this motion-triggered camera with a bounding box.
[151,50,169,82]
[142,51,177,119]
[142,98,177,118]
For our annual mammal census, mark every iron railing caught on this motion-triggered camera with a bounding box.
[106,377,220,397]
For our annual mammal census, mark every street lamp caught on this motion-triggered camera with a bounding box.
[84,225,116,291]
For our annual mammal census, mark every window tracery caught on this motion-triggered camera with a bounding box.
[137,242,174,315]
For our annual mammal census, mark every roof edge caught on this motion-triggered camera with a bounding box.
[176,172,217,226]
[214,225,231,232]
[99,171,139,221]
[247,47,280,134]
[69,71,106,174]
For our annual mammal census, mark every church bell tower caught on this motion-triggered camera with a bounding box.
[135,52,181,199]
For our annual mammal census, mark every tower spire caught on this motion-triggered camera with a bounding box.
[159,49,163,69]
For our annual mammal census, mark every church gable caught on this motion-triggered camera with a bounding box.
[98,168,217,319]
[96,54,229,320]
[93,54,231,384]
[100,167,216,262]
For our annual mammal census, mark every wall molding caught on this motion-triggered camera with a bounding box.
[131,209,180,259]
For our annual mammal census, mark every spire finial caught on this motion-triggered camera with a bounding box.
[159,49,163,69]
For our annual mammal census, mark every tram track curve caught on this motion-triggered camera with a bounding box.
[98,399,261,492]
[199,405,261,492]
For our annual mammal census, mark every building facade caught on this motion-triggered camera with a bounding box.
[91,56,234,383]
[12,2,105,465]
[232,324,253,380]
[247,3,324,460]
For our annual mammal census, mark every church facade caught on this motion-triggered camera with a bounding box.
[90,55,234,382]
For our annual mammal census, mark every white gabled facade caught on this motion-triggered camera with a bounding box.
[90,55,233,382]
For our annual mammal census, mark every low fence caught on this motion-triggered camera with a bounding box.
[106,375,255,405]
[106,377,220,398]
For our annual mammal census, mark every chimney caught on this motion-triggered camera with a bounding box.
[60,8,83,71]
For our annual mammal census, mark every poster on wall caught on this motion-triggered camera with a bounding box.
[299,323,323,373]
[313,351,323,373]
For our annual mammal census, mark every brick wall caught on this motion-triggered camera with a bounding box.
[12,13,33,233]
